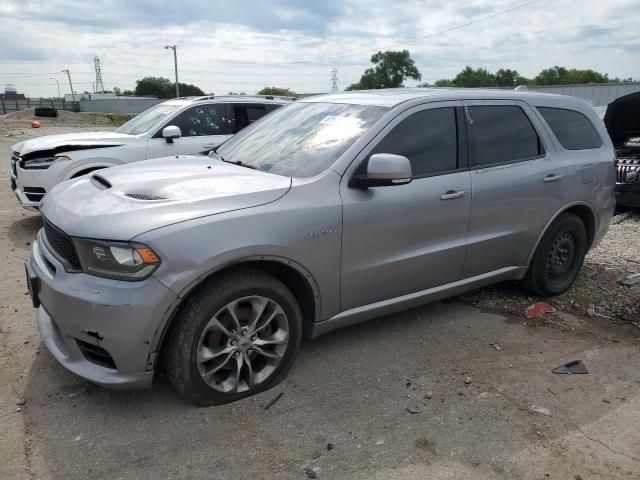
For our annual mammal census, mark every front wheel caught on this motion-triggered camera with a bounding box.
[522,212,587,297]
[165,268,303,406]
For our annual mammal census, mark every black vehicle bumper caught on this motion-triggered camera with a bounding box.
[615,182,640,208]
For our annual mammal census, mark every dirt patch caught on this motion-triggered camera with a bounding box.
[0,108,134,128]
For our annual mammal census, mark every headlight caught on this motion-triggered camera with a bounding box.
[74,238,160,281]
[22,155,71,170]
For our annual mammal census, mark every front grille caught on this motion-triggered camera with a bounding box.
[42,217,81,270]
[23,186,46,202]
[11,151,19,176]
[76,340,116,369]
[616,157,640,184]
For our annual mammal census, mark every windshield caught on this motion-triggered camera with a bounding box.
[216,102,388,178]
[116,103,183,135]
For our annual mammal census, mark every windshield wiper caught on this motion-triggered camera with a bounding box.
[209,149,265,172]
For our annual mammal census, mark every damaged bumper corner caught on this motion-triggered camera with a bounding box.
[30,233,178,389]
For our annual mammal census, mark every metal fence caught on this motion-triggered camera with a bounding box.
[1,98,77,115]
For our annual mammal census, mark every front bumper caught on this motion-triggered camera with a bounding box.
[29,232,178,389]
[615,182,640,208]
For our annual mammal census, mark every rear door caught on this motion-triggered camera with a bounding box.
[340,102,472,310]
[461,100,567,277]
[146,104,229,159]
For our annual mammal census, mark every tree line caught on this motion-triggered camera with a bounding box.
[112,51,636,98]
[346,50,636,90]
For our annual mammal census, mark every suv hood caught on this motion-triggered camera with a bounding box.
[41,156,292,239]
[604,91,640,147]
[12,131,134,157]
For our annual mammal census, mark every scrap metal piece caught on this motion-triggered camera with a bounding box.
[619,273,640,286]
[490,343,503,351]
[552,360,588,374]
[525,302,556,319]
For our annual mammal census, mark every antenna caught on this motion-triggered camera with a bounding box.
[330,68,339,94]
[94,56,105,93]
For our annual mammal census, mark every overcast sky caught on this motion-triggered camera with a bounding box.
[1,0,638,97]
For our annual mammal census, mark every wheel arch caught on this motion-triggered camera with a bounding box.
[526,201,597,266]
[154,256,321,369]
[65,159,123,179]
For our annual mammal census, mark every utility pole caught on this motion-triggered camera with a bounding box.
[61,69,76,103]
[164,45,179,98]
[94,56,105,93]
[330,68,339,94]
[49,77,61,98]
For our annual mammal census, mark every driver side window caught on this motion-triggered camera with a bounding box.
[164,104,227,137]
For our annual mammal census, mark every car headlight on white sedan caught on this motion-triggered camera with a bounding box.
[21,155,71,170]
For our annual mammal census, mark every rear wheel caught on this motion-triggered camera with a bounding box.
[522,213,587,296]
[165,268,303,406]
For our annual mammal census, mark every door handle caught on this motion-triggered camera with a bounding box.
[440,190,466,200]
[543,174,564,183]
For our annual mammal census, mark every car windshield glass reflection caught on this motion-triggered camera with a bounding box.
[116,104,183,135]
[216,102,388,178]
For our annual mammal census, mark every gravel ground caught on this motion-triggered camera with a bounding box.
[458,210,640,327]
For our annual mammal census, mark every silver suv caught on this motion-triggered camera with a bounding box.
[27,89,615,405]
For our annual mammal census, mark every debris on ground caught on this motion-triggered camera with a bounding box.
[619,273,640,286]
[490,342,504,351]
[264,392,284,410]
[529,405,552,416]
[406,404,423,414]
[552,360,589,374]
[304,467,318,479]
[525,302,556,319]
[326,443,334,451]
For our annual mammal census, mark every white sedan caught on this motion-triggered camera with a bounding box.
[10,96,287,210]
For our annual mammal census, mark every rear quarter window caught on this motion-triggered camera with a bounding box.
[538,107,602,150]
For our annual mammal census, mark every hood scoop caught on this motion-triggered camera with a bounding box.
[125,192,167,201]
[91,174,111,190]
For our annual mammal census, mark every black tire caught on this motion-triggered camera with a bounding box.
[522,212,587,297]
[165,268,303,406]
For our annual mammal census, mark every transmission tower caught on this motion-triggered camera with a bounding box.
[330,68,339,94]
[94,56,105,93]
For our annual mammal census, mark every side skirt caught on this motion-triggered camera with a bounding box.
[310,266,527,338]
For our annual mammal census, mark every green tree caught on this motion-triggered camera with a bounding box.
[257,86,296,96]
[112,86,122,96]
[134,76,205,98]
[452,66,496,87]
[532,66,609,85]
[346,50,422,91]
[433,78,457,87]
[495,68,529,87]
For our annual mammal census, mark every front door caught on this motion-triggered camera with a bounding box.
[340,102,472,310]
[146,104,229,159]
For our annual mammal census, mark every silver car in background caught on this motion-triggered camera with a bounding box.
[27,88,615,405]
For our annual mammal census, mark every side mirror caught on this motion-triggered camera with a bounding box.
[162,125,181,143]
[349,153,412,188]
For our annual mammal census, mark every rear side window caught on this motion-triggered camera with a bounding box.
[469,105,543,166]
[370,107,458,177]
[231,104,268,133]
[538,107,602,150]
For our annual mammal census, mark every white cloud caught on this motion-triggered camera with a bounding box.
[0,0,638,97]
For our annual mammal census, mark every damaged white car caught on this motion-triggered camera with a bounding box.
[10,96,287,210]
